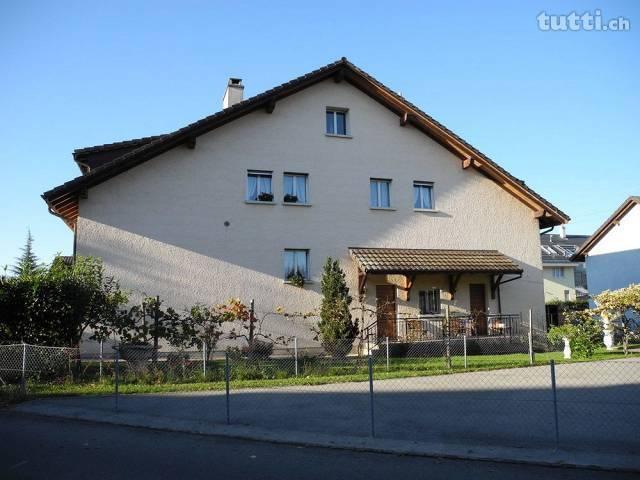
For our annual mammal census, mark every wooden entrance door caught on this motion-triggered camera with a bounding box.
[469,284,487,335]
[376,285,396,340]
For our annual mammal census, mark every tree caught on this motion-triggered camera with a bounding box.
[12,230,40,277]
[593,284,640,355]
[315,257,358,356]
[0,255,129,346]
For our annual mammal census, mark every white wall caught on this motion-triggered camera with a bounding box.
[586,204,640,297]
[542,264,577,302]
[77,79,548,340]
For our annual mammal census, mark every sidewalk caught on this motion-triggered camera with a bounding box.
[15,397,640,473]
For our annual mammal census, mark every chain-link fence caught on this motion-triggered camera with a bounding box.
[0,343,79,388]
[3,336,639,454]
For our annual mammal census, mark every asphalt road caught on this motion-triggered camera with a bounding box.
[19,359,640,453]
[0,412,633,480]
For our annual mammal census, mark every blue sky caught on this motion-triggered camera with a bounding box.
[1,0,638,268]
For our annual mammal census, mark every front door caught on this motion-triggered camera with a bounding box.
[376,285,396,340]
[469,284,487,335]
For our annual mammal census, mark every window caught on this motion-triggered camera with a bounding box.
[283,173,308,204]
[553,267,564,278]
[284,249,309,280]
[370,179,391,208]
[419,288,441,315]
[326,109,348,136]
[246,171,273,202]
[413,182,434,209]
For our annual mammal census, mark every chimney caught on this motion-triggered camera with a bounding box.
[560,224,567,239]
[222,77,244,109]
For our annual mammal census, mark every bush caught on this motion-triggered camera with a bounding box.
[547,310,602,359]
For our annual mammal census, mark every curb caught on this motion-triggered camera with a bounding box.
[12,403,640,473]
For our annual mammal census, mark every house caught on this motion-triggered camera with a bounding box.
[573,196,640,299]
[540,228,589,303]
[42,58,569,346]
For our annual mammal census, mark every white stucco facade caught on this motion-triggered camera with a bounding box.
[584,203,640,297]
[76,79,548,342]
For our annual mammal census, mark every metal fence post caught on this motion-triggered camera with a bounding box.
[225,352,231,425]
[114,347,120,412]
[368,355,375,438]
[445,306,452,369]
[463,334,468,369]
[21,342,27,394]
[528,309,535,365]
[385,336,390,371]
[99,339,104,380]
[550,360,560,449]
[202,343,207,378]
[294,337,298,377]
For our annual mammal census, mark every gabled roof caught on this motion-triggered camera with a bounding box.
[73,135,166,173]
[42,58,570,229]
[349,247,522,274]
[572,196,640,261]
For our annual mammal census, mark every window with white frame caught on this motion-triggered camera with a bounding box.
[284,249,309,280]
[370,178,391,208]
[553,267,565,278]
[419,288,441,315]
[283,173,308,204]
[413,182,434,209]
[326,108,348,136]
[246,170,273,202]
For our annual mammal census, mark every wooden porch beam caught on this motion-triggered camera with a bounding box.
[398,274,416,301]
[448,273,462,300]
[357,268,368,295]
[490,274,503,300]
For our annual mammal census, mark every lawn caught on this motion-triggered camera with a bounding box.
[1,346,636,405]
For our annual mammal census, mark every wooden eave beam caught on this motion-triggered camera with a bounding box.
[185,136,196,149]
[333,69,345,83]
[400,112,409,126]
[265,99,276,114]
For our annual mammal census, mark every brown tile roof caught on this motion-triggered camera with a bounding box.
[43,57,569,229]
[349,247,523,274]
[73,135,168,173]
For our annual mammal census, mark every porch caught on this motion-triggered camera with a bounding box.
[349,247,527,347]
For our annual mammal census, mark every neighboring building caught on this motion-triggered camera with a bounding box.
[540,229,589,303]
[42,58,569,344]
[573,196,640,299]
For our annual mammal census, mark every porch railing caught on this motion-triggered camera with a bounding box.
[361,313,523,347]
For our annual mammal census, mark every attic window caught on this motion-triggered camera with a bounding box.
[326,108,348,136]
